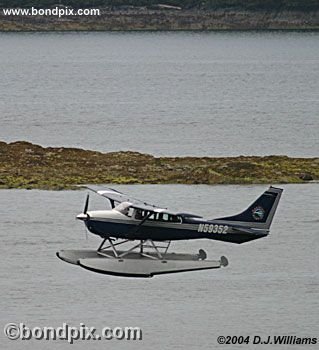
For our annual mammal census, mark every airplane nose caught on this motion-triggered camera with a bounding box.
[76,213,89,221]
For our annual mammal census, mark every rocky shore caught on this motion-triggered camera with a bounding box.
[0,141,318,189]
[0,8,318,31]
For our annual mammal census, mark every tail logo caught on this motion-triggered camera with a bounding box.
[252,206,265,221]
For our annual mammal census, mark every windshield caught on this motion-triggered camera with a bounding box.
[114,202,132,216]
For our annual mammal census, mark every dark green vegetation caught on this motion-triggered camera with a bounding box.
[0,141,318,190]
[0,0,318,11]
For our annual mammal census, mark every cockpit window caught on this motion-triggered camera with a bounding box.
[135,209,148,220]
[127,207,134,217]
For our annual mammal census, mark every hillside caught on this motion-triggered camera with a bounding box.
[1,0,318,31]
[0,141,318,189]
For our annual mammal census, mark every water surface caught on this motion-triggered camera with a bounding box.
[1,184,318,349]
[0,31,318,156]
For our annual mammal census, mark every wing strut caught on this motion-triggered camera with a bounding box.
[97,238,172,260]
[127,211,153,238]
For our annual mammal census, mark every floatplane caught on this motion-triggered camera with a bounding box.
[57,186,283,278]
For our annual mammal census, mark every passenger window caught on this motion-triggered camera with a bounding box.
[162,213,169,221]
[135,211,181,223]
[148,213,155,220]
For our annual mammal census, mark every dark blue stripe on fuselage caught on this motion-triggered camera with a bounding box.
[86,219,265,243]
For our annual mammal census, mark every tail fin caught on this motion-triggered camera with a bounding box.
[217,186,283,229]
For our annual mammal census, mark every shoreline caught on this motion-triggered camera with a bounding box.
[0,9,318,31]
[0,141,318,190]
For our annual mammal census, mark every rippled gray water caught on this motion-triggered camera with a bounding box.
[0,31,318,156]
[1,184,318,349]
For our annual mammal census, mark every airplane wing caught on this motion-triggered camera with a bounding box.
[129,203,176,214]
[81,185,169,212]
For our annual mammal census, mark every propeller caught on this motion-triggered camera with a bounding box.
[76,193,90,221]
[83,193,89,214]
[76,193,90,240]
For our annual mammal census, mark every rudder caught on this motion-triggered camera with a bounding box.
[217,186,283,229]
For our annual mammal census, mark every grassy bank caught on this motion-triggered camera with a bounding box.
[0,141,318,190]
[1,0,318,31]
[0,8,318,31]
[1,0,318,11]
